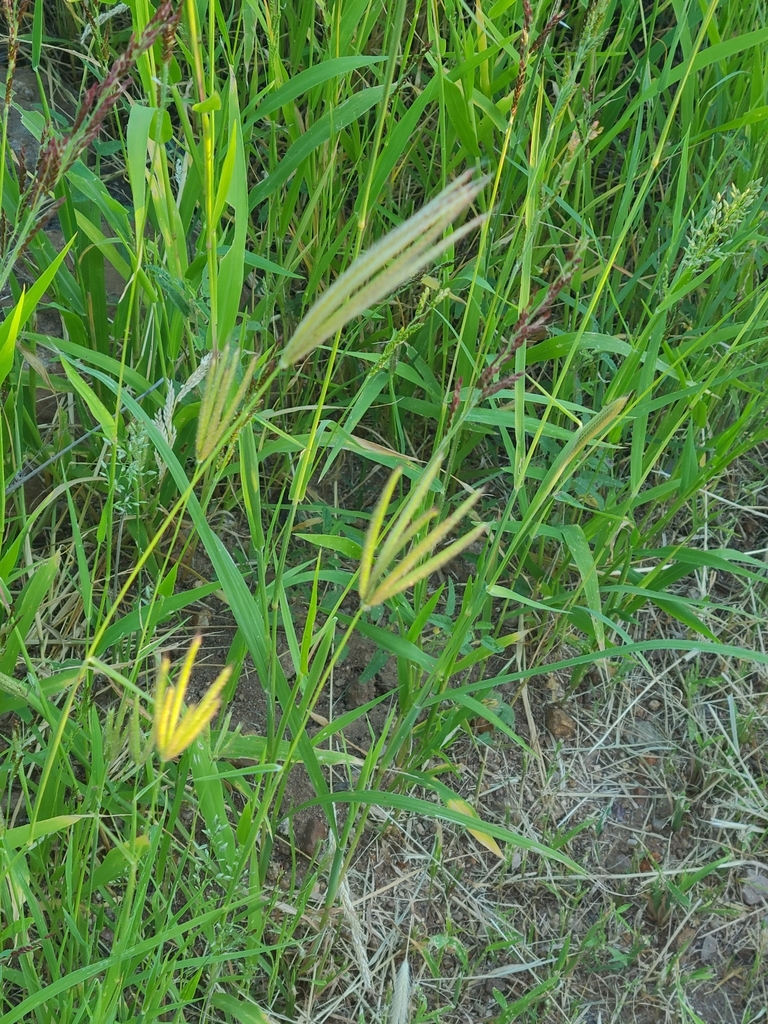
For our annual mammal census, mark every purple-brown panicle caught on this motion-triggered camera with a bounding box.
[478,261,579,400]
[16,2,180,244]
[448,375,463,425]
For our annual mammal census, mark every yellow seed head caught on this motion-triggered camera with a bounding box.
[152,636,232,760]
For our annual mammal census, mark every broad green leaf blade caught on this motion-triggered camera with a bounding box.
[0,553,60,675]
[561,524,605,650]
[294,534,362,559]
[250,87,385,208]
[2,814,86,850]
[248,55,385,120]
[0,240,73,387]
[60,358,118,444]
[217,71,248,345]
[0,290,25,388]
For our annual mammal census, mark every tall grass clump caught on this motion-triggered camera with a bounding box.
[1,0,768,1019]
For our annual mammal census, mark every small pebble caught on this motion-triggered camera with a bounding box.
[742,873,768,906]
[605,852,632,875]
[700,934,718,962]
[624,718,669,765]
[298,817,328,857]
[545,704,577,740]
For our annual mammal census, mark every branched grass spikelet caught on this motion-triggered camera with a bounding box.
[358,454,487,609]
[152,636,232,760]
[280,171,488,367]
[681,180,763,274]
[195,344,256,462]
